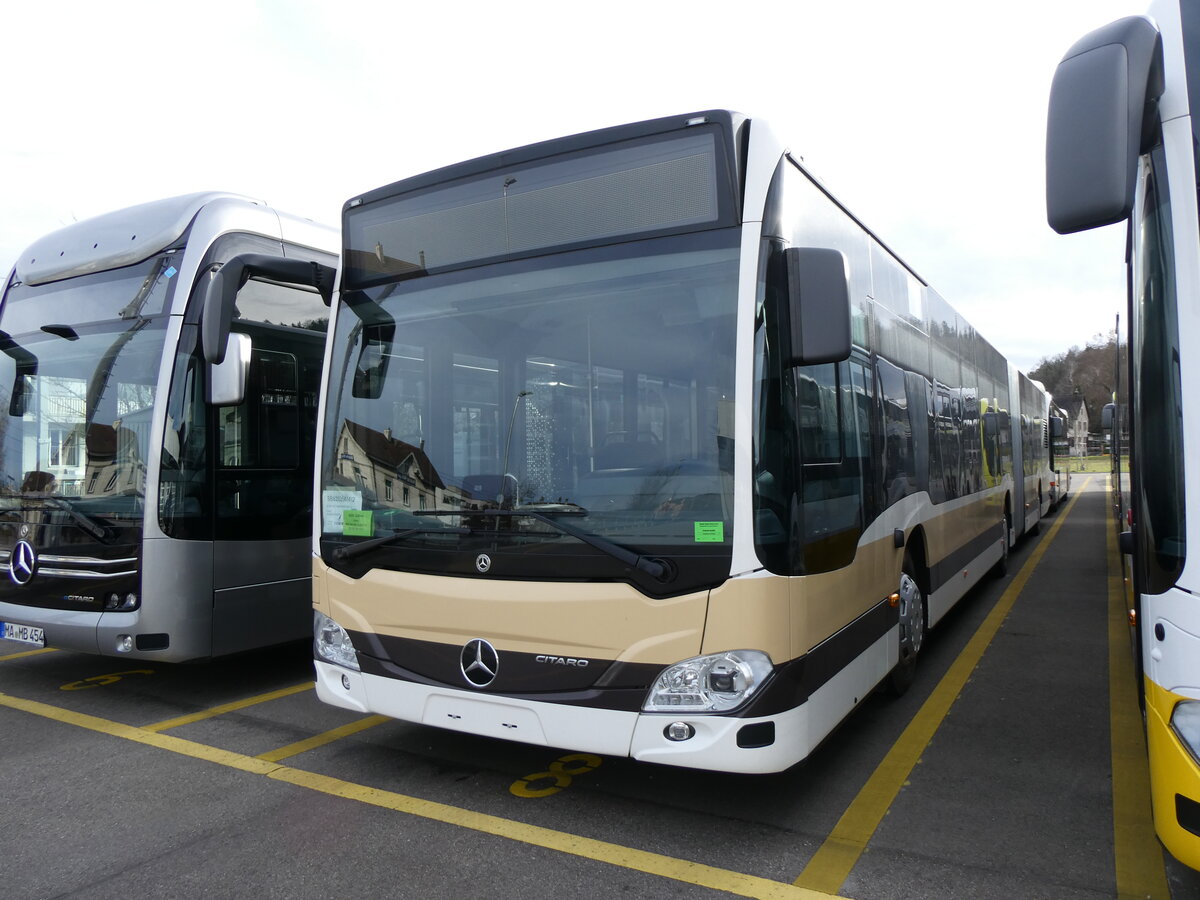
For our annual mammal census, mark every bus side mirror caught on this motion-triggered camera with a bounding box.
[201,253,335,365]
[1046,16,1163,234]
[1119,528,1135,556]
[784,247,851,366]
[1051,416,1066,438]
[209,333,251,406]
[1102,402,1116,430]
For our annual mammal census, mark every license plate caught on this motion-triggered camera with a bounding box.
[1,621,45,647]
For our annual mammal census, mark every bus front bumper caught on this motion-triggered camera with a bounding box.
[314,659,809,774]
[0,598,209,662]
[1145,678,1200,869]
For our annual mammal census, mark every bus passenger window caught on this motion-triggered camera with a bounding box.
[877,358,914,506]
[797,362,866,574]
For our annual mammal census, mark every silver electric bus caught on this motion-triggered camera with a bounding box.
[311,111,1048,772]
[0,192,336,661]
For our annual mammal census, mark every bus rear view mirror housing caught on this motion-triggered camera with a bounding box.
[1050,416,1066,438]
[0,329,36,417]
[209,332,251,406]
[785,247,851,366]
[1102,402,1116,431]
[351,323,395,400]
[1046,16,1163,234]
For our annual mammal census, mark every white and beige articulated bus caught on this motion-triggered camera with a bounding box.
[1047,0,1200,868]
[312,111,1047,773]
[0,192,336,660]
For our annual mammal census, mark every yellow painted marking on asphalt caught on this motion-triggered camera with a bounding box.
[256,714,389,762]
[60,669,154,691]
[142,682,312,732]
[271,766,836,899]
[0,646,57,661]
[795,481,1091,894]
[0,689,845,900]
[1105,489,1170,899]
[0,690,276,775]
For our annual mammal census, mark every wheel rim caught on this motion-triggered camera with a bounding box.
[898,572,924,659]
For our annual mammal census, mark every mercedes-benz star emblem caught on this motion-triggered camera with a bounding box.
[475,553,492,573]
[460,638,499,688]
[9,540,37,586]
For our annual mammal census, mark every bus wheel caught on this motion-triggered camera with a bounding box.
[889,563,926,695]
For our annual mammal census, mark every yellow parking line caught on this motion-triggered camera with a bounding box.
[0,646,58,661]
[0,689,845,900]
[1105,491,1170,897]
[271,766,836,899]
[794,481,1090,894]
[257,714,389,762]
[142,682,312,732]
[0,690,276,775]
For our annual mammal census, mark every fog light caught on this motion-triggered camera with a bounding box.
[341,673,351,690]
[115,634,133,653]
[664,721,695,742]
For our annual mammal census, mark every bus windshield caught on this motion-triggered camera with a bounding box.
[0,255,175,520]
[320,229,739,580]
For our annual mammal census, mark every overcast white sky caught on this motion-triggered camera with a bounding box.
[0,0,1141,373]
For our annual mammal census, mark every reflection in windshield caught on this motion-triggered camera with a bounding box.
[322,231,739,553]
[0,262,172,520]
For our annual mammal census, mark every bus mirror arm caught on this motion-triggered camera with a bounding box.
[201,253,337,364]
[784,247,851,367]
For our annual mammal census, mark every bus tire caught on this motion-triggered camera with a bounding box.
[889,559,926,695]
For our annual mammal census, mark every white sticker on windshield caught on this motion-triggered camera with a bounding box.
[322,490,362,531]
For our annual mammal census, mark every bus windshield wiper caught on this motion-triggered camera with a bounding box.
[415,506,672,582]
[18,496,115,543]
[333,525,470,561]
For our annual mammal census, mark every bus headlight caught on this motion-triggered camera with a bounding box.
[314,611,360,672]
[643,650,773,713]
[1171,700,1200,762]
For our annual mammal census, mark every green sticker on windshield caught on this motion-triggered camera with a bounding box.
[342,509,374,537]
[694,521,724,543]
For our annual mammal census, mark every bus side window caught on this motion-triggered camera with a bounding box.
[876,357,914,507]
[797,361,868,574]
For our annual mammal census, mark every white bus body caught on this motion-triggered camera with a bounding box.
[313,112,1047,773]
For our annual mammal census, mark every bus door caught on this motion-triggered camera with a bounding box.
[209,275,329,654]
